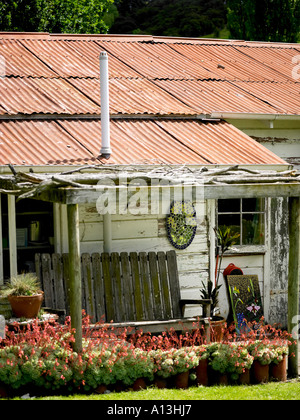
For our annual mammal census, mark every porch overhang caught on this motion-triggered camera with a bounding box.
[36,182,300,205]
[0,164,299,376]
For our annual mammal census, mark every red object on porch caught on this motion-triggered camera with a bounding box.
[223,263,243,277]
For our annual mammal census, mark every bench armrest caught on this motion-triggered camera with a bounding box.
[180,298,212,318]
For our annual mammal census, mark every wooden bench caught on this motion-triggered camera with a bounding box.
[35,250,211,340]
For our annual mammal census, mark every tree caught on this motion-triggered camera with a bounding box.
[0,0,116,33]
[110,0,227,37]
[0,0,39,32]
[227,0,300,42]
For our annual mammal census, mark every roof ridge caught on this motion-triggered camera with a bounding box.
[0,32,299,48]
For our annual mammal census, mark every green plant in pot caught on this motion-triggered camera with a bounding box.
[1,273,44,319]
[200,226,240,340]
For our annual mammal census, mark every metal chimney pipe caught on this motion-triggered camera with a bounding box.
[100,51,111,159]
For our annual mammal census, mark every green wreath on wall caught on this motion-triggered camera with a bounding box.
[166,201,197,250]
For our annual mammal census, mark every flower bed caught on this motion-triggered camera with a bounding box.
[0,315,294,397]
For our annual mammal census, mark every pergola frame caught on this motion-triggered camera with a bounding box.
[1,165,299,376]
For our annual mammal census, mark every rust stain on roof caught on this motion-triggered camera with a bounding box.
[0,119,286,166]
[0,32,297,167]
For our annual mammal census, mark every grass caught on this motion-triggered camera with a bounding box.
[8,379,300,401]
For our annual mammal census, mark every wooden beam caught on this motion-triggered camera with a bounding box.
[67,204,82,353]
[288,197,300,378]
[8,195,17,278]
[61,183,300,205]
[0,194,3,284]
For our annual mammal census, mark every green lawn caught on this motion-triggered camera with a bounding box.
[9,379,300,400]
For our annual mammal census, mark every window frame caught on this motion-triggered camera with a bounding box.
[217,197,267,253]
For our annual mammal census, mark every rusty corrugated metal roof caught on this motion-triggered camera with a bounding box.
[0,77,99,115]
[154,80,284,114]
[0,32,297,167]
[68,78,195,115]
[0,120,98,165]
[0,119,286,166]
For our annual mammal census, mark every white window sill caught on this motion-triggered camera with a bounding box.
[224,245,266,255]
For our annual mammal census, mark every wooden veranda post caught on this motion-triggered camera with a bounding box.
[288,196,300,378]
[67,204,82,353]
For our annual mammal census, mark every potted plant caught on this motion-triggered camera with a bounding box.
[200,226,240,341]
[150,347,199,389]
[1,273,44,319]
[269,342,288,382]
[226,342,253,384]
[248,341,274,383]
[194,345,210,386]
[207,343,229,385]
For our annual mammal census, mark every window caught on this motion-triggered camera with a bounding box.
[217,198,266,246]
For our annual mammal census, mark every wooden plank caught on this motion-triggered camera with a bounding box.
[61,183,300,205]
[7,195,17,278]
[35,253,43,291]
[92,253,105,321]
[111,317,205,335]
[157,251,172,319]
[102,252,114,322]
[52,254,65,310]
[130,252,144,321]
[288,196,300,378]
[41,253,54,308]
[166,250,182,318]
[82,253,95,322]
[67,203,82,353]
[120,252,135,321]
[0,194,3,284]
[148,251,163,319]
[139,252,154,321]
[62,253,70,315]
[111,252,125,322]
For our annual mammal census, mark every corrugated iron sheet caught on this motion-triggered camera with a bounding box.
[18,38,140,78]
[68,78,195,115]
[154,80,284,114]
[97,41,213,80]
[155,120,285,164]
[168,43,296,83]
[0,39,57,77]
[0,77,99,115]
[0,32,297,168]
[0,119,286,166]
[0,33,298,116]
[0,120,98,165]
[230,81,300,115]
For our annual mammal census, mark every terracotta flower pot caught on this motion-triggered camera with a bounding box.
[208,367,228,386]
[238,369,250,385]
[0,383,8,398]
[95,384,107,394]
[174,371,189,389]
[195,358,208,386]
[8,292,44,319]
[154,377,168,389]
[114,381,125,392]
[251,360,269,384]
[270,355,287,382]
[132,378,147,391]
[218,373,228,385]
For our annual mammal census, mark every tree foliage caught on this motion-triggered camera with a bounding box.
[227,0,300,42]
[0,0,116,33]
[110,0,227,37]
